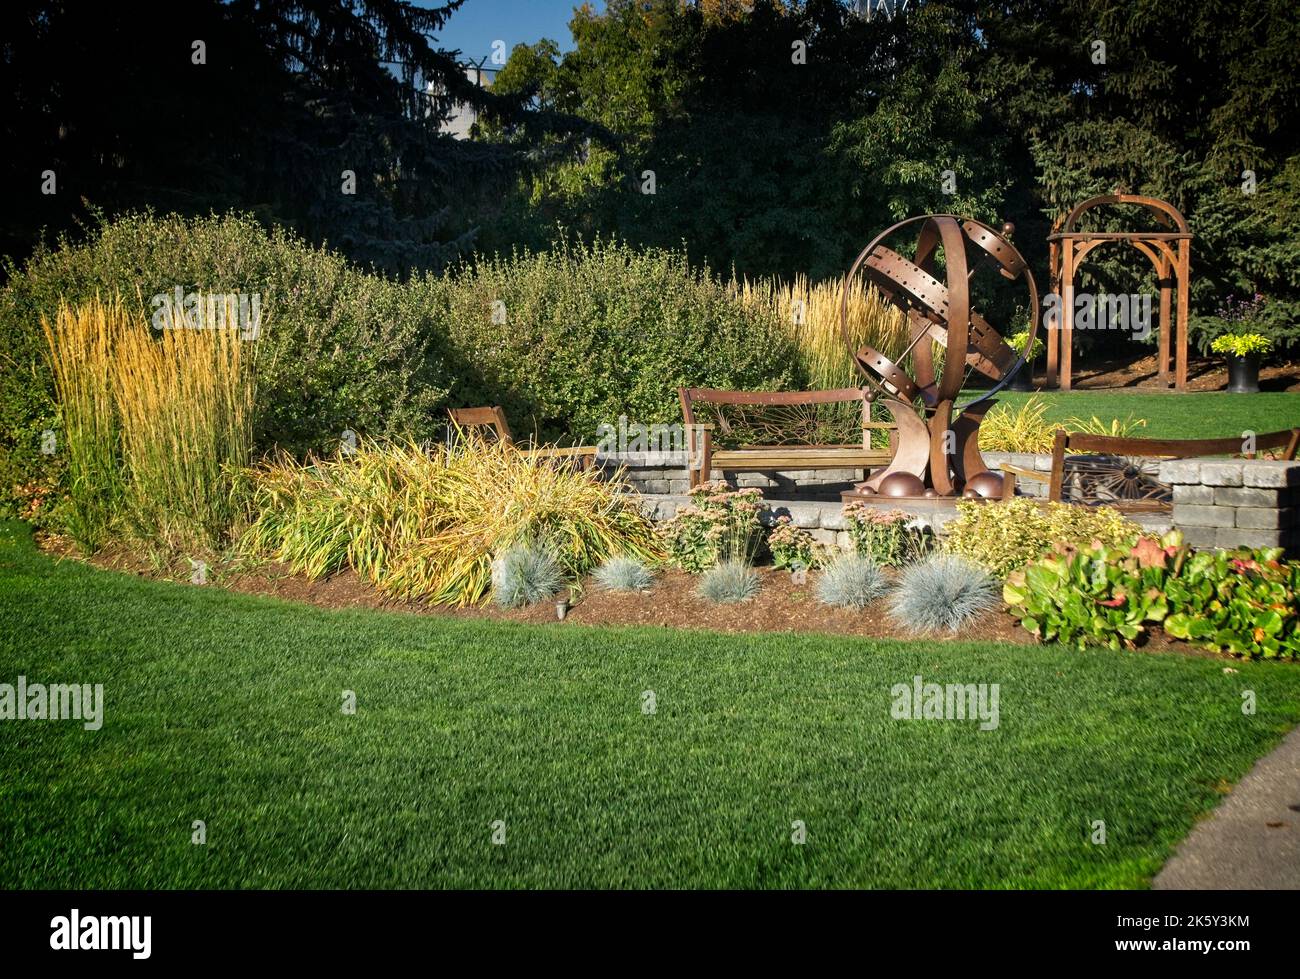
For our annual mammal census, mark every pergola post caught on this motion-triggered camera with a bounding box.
[1157,254,1172,385]
[1045,238,1059,388]
[1060,238,1074,391]
[1176,238,1190,390]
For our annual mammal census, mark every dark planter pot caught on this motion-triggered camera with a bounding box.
[1226,353,1262,394]
[1007,361,1035,392]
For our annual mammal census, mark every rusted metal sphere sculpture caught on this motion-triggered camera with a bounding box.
[839,215,1039,501]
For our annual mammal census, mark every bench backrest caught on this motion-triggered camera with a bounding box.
[448,406,514,444]
[679,386,881,450]
[1047,427,1300,502]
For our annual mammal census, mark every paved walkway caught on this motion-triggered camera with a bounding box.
[1154,725,1300,889]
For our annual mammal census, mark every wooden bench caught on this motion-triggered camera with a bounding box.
[999,427,1300,506]
[447,406,599,469]
[678,386,896,489]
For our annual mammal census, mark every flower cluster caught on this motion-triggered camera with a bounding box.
[842,504,933,567]
[661,480,764,572]
[766,515,819,571]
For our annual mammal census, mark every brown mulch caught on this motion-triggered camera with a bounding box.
[38,532,1225,655]
[1051,353,1300,392]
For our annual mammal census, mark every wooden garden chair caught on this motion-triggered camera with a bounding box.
[447,406,599,469]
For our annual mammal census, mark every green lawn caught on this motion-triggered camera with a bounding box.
[967,390,1300,442]
[2,519,1298,889]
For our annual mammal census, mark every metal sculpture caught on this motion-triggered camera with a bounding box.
[839,215,1039,501]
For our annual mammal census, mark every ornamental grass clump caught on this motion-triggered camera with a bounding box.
[593,555,655,592]
[492,542,564,609]
[944,497,1141,579]
[40,298,128,550]
[697,560,761,603]
[42,296,256,553]
[889,554,999,634]
[815,553,887,609]
[111,313,255,552]
[660,480,764,572]
[240,435,661,606]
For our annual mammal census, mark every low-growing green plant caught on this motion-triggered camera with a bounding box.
[492,541,564,609]
[660,481,764,572]
[1004,531,1300,659]
[696,560,761,603]
[1064,413,1148,439]
[889,554,999,634]
[815,552,887,608]
[1162,549,1300,660]
[766,515,818,571]
[944,497,1141,579]
[593,555,655,592]
[1003,534,1179,649]
[843,505,932,566]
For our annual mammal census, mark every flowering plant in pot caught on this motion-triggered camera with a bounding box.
[1006,328,1044,391]
[1207,294,1271,393]
[1210,331,1272,393]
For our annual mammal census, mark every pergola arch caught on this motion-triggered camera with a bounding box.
[1046,193,1191,390]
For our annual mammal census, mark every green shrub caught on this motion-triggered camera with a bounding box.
[944,497,1141,579]
[493,542,565,609]
[0,212,448,479]
[697,560,761,603]
[435,237,799,444]
[843,505,933,566]
[815,553,887,608]
[2,217,796,523]
[660,481,764,572]
[889,554,1000,634]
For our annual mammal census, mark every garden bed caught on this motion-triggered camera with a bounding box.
[37,531,1220,654]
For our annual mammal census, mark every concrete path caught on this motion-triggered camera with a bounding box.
[1154,724,1300,889]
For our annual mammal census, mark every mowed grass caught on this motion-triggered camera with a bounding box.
[966,390,1300,442]
[2,520,1299,889]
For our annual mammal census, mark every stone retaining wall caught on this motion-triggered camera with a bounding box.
[1159,459,1300,550]
[612,453,1300,555]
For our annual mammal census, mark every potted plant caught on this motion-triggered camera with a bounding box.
[1211,332,1271,394]
[1006,328,1044,391]
[1204,293,1272,394]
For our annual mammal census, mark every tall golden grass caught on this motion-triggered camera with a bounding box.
[735,274,907,391]
[42,298,128,549]
[42,298,256,552]
[112,321,255,550]
[239,436,663,606]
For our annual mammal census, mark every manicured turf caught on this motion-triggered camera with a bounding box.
[1,519,1298,888]
[965,390,1300,442]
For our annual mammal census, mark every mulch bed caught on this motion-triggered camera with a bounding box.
[39,533,1214,655]
[1045,353,1300,392]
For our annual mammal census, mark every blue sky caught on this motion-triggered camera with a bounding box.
[429,0,602,62]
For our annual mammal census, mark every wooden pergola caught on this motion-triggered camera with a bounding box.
[1046,193,1191,391]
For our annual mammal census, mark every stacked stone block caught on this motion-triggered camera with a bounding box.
[1160,460,1300,552]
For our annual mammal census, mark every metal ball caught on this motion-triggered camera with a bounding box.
[922,488,938,498]
[878,472,926,498]
[961,488,980,499]
[964,471,1005,499]
[1001,221,1015,237]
